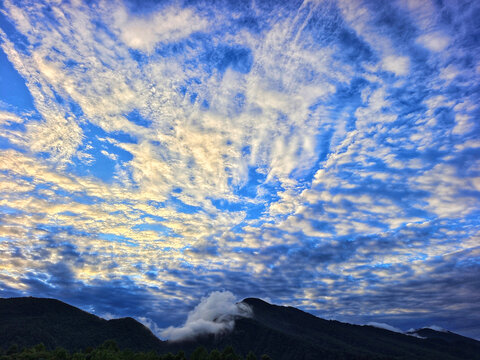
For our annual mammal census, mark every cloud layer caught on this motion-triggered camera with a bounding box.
[161,291,251,341]
[0,0,479,339]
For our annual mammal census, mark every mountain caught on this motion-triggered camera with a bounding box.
[1,296,480,360]
[406,327,480,344]
[169,298,480,360]
[0,297,165,352]
[404,327,480,354]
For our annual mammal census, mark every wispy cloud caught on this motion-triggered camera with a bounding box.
[367,322,403,333]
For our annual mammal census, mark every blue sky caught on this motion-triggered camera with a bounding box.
[1,0,480,340]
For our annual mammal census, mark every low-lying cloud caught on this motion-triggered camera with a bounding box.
[367,322,403,333]
[425,325,447,332]
[161,291,252,341]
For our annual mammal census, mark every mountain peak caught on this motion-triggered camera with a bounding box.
[241,297,271,306]
[0,297,164,352]
[2,296,480,360]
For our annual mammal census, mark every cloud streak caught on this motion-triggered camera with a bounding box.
[367,322,403,334]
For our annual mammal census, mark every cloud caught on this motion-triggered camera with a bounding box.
[417,32,450,52]
[367,322,403,333]
[382,55,410,76]
[110,2,209,53]
[0,0,480,341]
[425,325,447,332]
[0,110,23,124]
[160,291,252,341]
[136,316,163,337]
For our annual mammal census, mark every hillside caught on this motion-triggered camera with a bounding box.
[0,297,164,352]
[169,298,480,360]
[1,297,480,359]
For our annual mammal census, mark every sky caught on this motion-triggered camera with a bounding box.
[0,0,479,340]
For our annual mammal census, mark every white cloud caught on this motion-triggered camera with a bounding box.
[0,111,23,125]
[426,325,447,332]
[417,32,450,52]
[101,150,118,161]
[452,113,474,135]
[160,291,252,341]
[398,0,437,32]
[382,56,410,76]
[110,2,209,53]
[405,331,426,339]
[137,316,163,337]
[1,0,479,333]
[367,322,403,333]
[338,0,410,78]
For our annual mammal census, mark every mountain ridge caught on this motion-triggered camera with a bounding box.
[233,298,480,360]
[1,296,479,359]
[0,297,165,352]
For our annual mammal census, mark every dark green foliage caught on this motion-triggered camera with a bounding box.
[0,342,243,360]
[221,346,238,360]
[175,351,187,360]
[191,347,208,360]
[6,345,18,356]
[54,347,69,360]
[71,353,86,360]
[99,340,119,353]
[245,352,256,360]
[34,343,47,352]
[207,349,221,360]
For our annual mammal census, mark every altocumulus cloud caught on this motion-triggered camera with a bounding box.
[0,0,479,340]
[161,291,252,341]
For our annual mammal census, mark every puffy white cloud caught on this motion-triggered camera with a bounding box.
[161,291,252,341]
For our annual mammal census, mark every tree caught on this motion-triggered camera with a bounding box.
[221,346,239,360]
[72,352,87,360]
[208,349,221,360]
[6,344,18,355]
[246,351,257,360]
[122,349,135,359]
[260,355,271,360]
[34,343,47,352]
[53,347,69,360]
[161,352,175,360]
[174,351,186,360]
[191,346,208,360]
[100,340,119,352]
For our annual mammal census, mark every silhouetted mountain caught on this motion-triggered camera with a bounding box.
[404,327,480,354]
[0,297,164,352]
[406,327,478,343]
[169,298,480,360]
[1,296,480,360]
